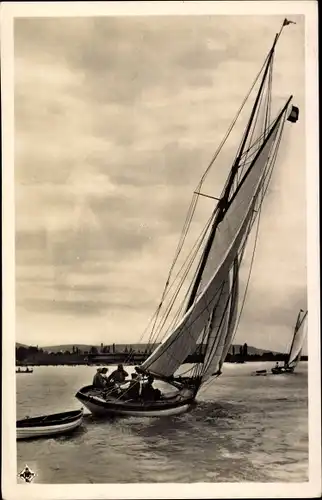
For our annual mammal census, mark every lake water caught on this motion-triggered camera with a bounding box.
[16,362,308,483]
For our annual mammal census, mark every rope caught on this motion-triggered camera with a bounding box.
[147,212,215,347]
[197,107,287,390]
[229,108,287,346]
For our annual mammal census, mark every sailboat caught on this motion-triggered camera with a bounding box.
[271,309,308,374]
[76,19,300,417]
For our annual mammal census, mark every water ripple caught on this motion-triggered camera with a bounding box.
[16,363,308,483]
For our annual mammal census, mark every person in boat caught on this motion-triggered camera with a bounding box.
[123,373,140,400]
[92,367,108,389]
[106,364,129,385]
[141,375,161,402]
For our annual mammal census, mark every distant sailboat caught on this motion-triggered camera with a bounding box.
[76,19,300,417]
[271,310,308,374]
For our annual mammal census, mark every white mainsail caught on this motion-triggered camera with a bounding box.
[286,311,308,368]
[141,125,281,379]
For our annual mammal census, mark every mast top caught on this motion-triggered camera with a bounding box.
[277,18,297,40]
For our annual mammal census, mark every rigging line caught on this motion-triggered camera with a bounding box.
[198,312,215,353]
[240,51,274,178]
[264,53,274,138]
[199,281,231,375]
[184,64,278,313]
[123,212,220,365]
[235,44,276,165]
[148,194,199,337]
[227,96,291,213]
[196,50,271,190]
[143,252,241,375]
[186,291,216,380]
[142,209,215,349]
[194,285,224,376]
[148,240,206,357]
[147,212,215,347]
[197,122,284,385]
[200,257,241,379]
[167,194,199,276]
[238,72,268,181]
[146,255,208,367]
[202,277,238,377]
[149,209,216,337]
[177,364,201,377]
[229,114,286,348]
[221,34,277,207]
[192,311,216,379]
[149,218,206,341]
[166,223,223,335]
[149,189,204,339]
[239,129,269,160]
[238,95,275,167]
[199,264,241,388]
[207,15,294,192]
[189,142,277,364]
[152,204,214,318]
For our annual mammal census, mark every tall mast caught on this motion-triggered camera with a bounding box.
[221,34,278,209]
[185,28,282,312]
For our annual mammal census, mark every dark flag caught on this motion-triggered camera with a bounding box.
[283,18,296,26]
[287,105,299,123]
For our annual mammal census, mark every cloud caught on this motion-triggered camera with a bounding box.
[14,15,306,350]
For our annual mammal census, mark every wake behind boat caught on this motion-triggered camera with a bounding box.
[17,409,84,440]
[76,19,300,418]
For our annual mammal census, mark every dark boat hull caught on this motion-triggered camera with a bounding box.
[75,385,195,417]
[271,366,295,375]
[17,409,84,440]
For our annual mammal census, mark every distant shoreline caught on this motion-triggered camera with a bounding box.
[16,356,308,367]
[15,343,308,367]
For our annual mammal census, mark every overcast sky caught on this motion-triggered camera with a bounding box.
[14,14,306,352]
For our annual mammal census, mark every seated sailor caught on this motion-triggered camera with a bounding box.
[93,367,108,389]
[106,364,129,384]
[123,373,140,400]
[102,365,129,399]
[141,375,161,401]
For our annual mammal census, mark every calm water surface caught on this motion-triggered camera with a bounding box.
[16,362,308,483]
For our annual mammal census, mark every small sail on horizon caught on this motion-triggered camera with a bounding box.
[285,310,308,369]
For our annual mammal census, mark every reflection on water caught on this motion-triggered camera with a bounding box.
[16,362,308,483]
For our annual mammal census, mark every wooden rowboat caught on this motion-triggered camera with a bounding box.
[17,408,84,440]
